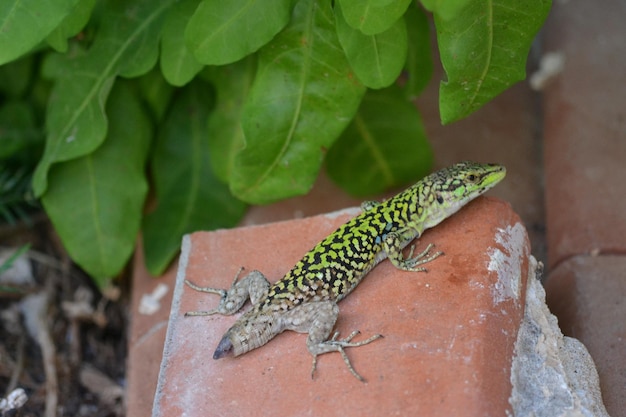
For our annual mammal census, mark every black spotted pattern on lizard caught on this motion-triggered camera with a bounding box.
[184,161,506,381]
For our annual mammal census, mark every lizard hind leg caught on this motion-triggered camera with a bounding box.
[284,301,382,382]
[311,330,383,382]
[184,268,271,316]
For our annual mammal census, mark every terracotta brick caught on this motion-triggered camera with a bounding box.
[543,0,626,268]
[545,256,626,417]
[153,197,529,416]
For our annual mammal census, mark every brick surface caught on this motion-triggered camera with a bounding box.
[545,256,626,417]
[543,0,626,268]
[153,197,529,417]
[126,242,177,417]
[542,1,626,413]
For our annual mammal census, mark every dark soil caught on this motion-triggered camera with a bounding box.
[1,221,128,417]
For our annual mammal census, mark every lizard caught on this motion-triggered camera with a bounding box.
[184,161,506,381]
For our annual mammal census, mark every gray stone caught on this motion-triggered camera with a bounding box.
[509,256,609,417]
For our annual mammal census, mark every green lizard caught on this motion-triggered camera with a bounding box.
[185,161,506,381]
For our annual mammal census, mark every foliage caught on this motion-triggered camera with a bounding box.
[0,0,551,286]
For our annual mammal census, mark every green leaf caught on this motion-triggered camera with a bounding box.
[143,80,247,276]
[32,0,175,197]
[0,55,34,98]
[116,3,171,78]
[160,0,204,86]
[335,1,407,89]
[0,100,39,159]
[403,3,432,99]
[326,84,432,196]
[420,0,472,21]
[436,0,551,124]
[204,57,257,183]
[45,0,96,53]
[337,0,412,35]
[41,82,151,286]
[186,0,293,65]
[137,68,175,121]
[0,0,80,65]
[232,0,366,204]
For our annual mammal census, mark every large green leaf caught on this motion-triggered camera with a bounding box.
[0,0,80,65]
[45,0,96,53]
[435,0,551,124]
[41,82,151,286]
[420,0,471,21]
[143,80,247,276]
[160,0,204,86]
[204,57,257,183]
[186,0,293,65]
[335,1,407,89]
[337,0,411,35]
[326,85,432,196]
[32,0,174,197]
[403,2,432,99]
[231,0,366,204]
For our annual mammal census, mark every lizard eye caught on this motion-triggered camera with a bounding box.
[467,174,477,182]
[436,195,444,204]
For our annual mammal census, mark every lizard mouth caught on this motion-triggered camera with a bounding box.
[213,335,234,359]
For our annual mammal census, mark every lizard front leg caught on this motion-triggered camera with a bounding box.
[282,301,382,382]
[383,229,443,272]
[184,268,270,316]
[360,200,380,212]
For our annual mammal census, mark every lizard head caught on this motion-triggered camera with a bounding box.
[419,161,506,229]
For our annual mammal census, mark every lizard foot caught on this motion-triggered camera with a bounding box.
[403,242,444,271]
[184,267,263,316]
[310,331,383,382]
[184,279,226,316]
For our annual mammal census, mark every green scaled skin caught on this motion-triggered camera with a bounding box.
[185,161,506,381]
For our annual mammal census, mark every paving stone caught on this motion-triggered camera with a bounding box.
[541,2,626,414]
[545,255,626,417]
[152,197,530,416]
[543,0,626,268]
[126,242,177,417]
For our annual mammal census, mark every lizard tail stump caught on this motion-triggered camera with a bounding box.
[213,336,234,359]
